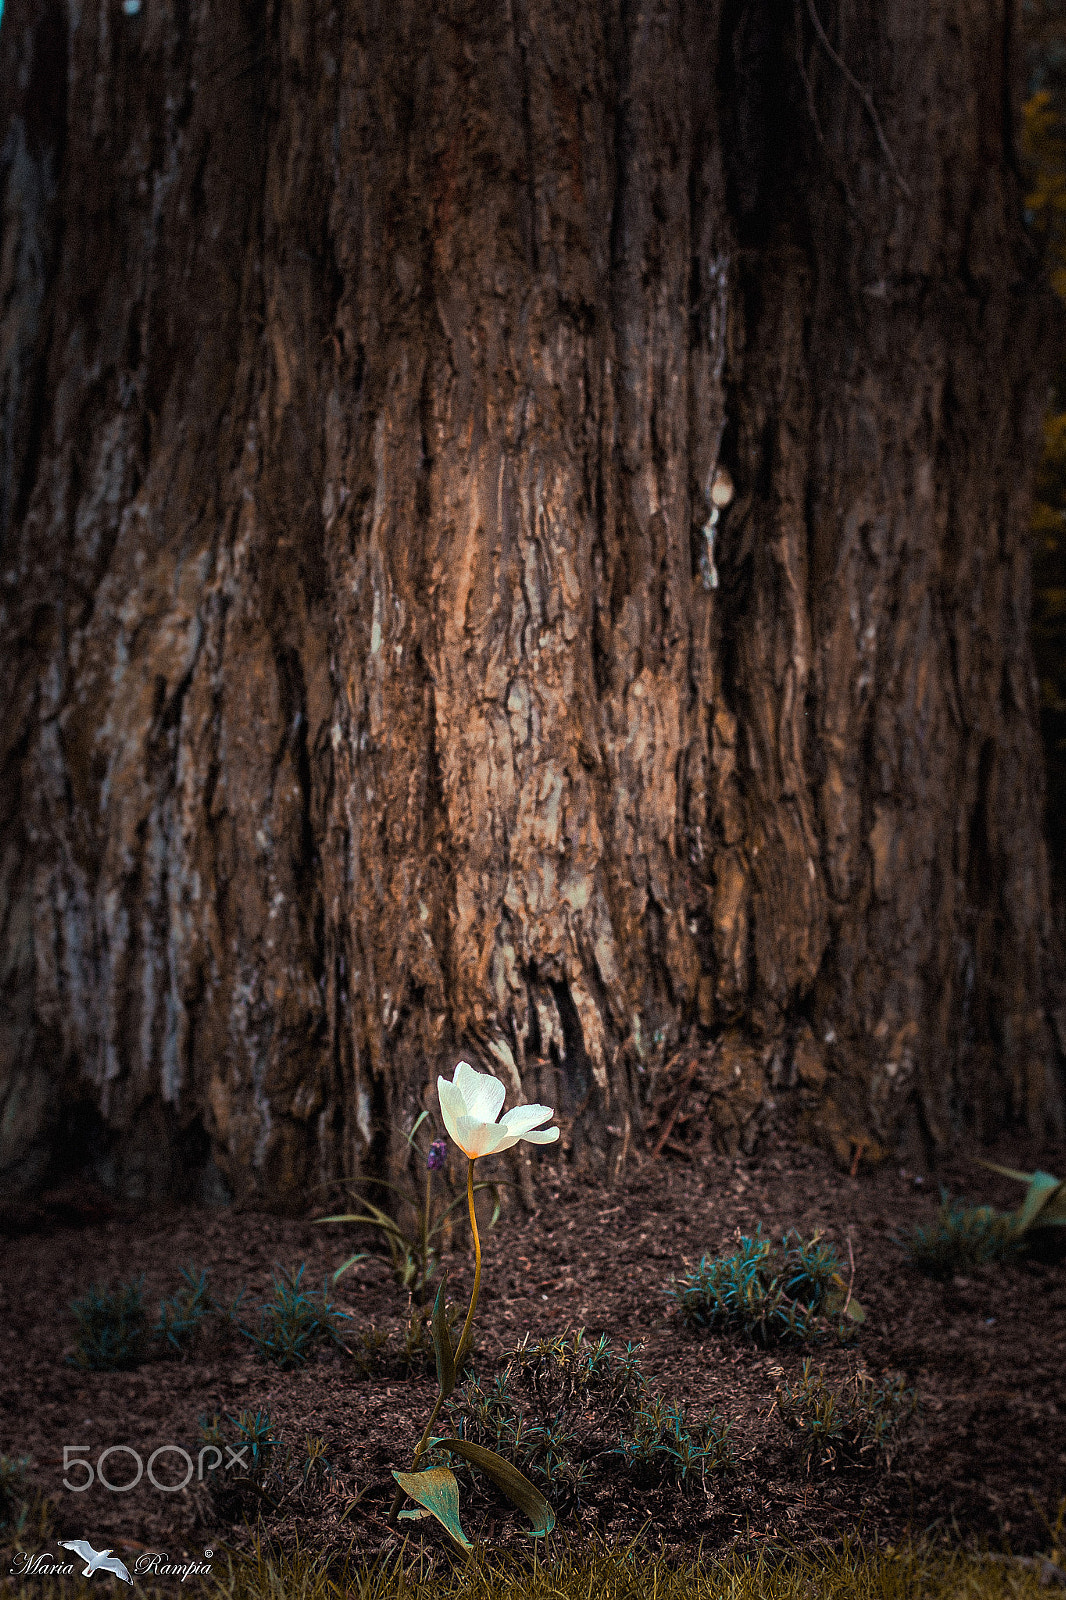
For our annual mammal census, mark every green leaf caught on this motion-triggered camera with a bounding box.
[315,1203,406,1236]
[405,1110,432,1148]
[975,1161,1066,1231]
[429,1438,555,1538]
[1014,1171,1065,1233]
[330,1252,370,1283]
[976,1159,1038,1185]
[844,1296,866,1323]
[432,1274,456,1397]
[390,1468,472,1550]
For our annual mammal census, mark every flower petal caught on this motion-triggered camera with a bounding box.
[452,1112,492,1157]
[454,1061,507,1125]
[438,1065,558,1158]
[477,1128,522,1156]
[437,1074,466,1152]
[498,1103,556,1137]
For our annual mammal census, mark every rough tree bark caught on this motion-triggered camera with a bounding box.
[0,0,1062,1209]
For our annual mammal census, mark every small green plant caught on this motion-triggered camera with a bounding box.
[666,1227,863,1346]
[68,1275,151,1370]
[343,1297,468,1382]
[298,1433,334,1495]
[607,1393,734,1492]
[216,1408,280,1471]
[197,1409,286,1523]
[428,1369,574,1516]
[348,1325,393,1378]
[906,1167,1066,1278]
[501,1327,651,1425]
[0,1454,53,1540]
[154,1263,213,1354]
[0,1455,29,1534]
[243,1264,353,1369]
[316,1111,513,1302]
[904,1193,1023,1278]
[211,1283,250,1327]
[427,1327,659,1520]
[67,1264,248,1372]
[196,1411,334,1522]
[776,1358,918,1470]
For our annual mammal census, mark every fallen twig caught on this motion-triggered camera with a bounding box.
[842,1228,856,1319]
[648,1046,717,1162]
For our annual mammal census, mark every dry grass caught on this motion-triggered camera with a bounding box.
[3,1529,1064,1600]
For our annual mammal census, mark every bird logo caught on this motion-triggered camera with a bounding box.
[59,1541,133,1583]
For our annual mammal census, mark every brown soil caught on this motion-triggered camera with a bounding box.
[1,1128,1064,1575]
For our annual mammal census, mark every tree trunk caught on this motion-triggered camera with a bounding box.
[1,0,1062,1209]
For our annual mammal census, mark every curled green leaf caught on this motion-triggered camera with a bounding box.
[429,1437,555,1538]
[329,1251,370,1282]
[390,1467,472,1550]
[976,1161,1066,1231]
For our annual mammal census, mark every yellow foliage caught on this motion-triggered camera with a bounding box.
[1044,410,1066,455]
[1024,90,1066,247]
[1025,89,1066,313]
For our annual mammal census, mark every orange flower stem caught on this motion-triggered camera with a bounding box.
[453,1157,482,1372]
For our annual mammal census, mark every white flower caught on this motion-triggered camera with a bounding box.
[437,1060,559,1159]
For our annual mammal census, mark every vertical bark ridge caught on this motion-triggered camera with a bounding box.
[0,0,1060,1206]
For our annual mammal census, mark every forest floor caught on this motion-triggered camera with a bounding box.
[0,1124,1064,1585]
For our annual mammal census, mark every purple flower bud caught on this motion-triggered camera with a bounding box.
[426,1139,447,1171]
